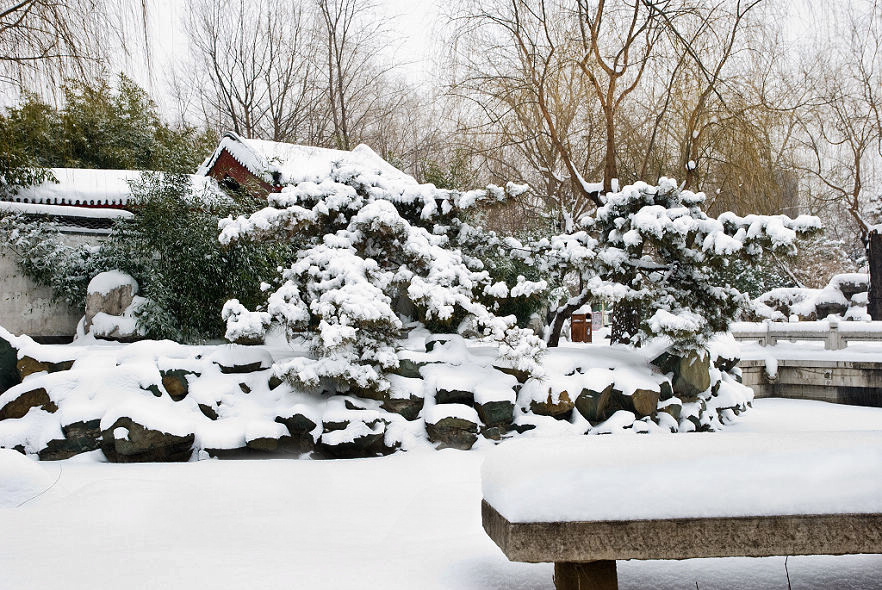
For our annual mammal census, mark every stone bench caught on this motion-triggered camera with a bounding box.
[481,432,882,589]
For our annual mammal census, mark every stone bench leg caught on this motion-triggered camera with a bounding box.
[554,560,618,590]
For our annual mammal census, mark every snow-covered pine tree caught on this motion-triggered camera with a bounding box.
[537,178,821,353]
[218,150,546,397]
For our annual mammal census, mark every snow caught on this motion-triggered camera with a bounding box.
[424,403,480,425]
[1,168,221,208]
[0,200,133,219]
[0,448,56,508]
[739,337,882,363]
[421,364,517,405]
[0,399,879,589]
[199,132,418,188]
[87,270,139,296]
[483,431,882,523]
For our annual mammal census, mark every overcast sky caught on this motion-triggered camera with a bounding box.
[114,0,870,119]
[122,0,443,113]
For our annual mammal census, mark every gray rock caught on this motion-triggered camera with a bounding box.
[426,416,478,450]
[481,425,508,440]
[713,354,740,373]
[815,302,848,319]
[425,334,462,352]
[246,435,312,454]
[574,383,615,424]
[381,394,424,421]
[389,358,429,379]
[316,421,391,459]
[836,277,868,301]
[39,419,101,460]
[653,351,711,397]
[475,400,514,427]
[275,412,317,435]
[84,277,135,332]
[101,417,194,462]
[435,388,473,406]
[493,365,532,384]
[216,360,265,374]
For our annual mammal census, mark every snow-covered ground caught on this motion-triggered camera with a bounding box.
[1,398,880,590]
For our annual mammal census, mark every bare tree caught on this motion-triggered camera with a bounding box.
[315,0,404,150]
[188,0,322,142]
[0,0,111,91]
[794,3,881,317]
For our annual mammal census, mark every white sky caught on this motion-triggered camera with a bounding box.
[125,0,444,114]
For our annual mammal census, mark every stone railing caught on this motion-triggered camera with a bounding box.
[731,320,882,351]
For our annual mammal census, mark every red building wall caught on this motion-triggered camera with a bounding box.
[206,149,278,197]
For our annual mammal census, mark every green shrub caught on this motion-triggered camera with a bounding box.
[0,173,288,343]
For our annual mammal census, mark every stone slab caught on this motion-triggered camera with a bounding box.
[482,500,882,563]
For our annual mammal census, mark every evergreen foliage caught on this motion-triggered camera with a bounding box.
[219,165,546,395]
[0,74,216,196]
[519,179,822,353]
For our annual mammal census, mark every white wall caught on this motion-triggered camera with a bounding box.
[0,232,101,339]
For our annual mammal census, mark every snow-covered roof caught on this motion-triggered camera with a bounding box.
[198,132,418,188]
[1,168,225,213]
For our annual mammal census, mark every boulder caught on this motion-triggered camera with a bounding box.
[101,417,194,462]
[198,403,219,421]
[658,398,682,421]
[815,302,848,319]
[160,369,198,402]
[425,405,479,450]
[481,425,507,440]
[39,419,101,460]
[84,271,138,332]
[381,394,424,421]
[389,358,430,379]
[529,389,575,419]
[834,276,868,301]
[246,435,311,454]
[16,356,74,380]
[475,400,514,427]
[0,387,57,421]
[574,383,615,424]
[713,354,740,373]
[425,333,463,352]
[275,412,317,435]
[653,351,712,397]
[492,365,532,384]
[574,383,658,424]
[271,411,318,455]
[209,346,273,374]
[0,334,20,394]
[316,420,389,458]
[630,388,659,418]
[435,388,473,406]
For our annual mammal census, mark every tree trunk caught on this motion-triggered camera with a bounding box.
[869,228,882,320]
[546,293,592,347]
[602,110,617,194]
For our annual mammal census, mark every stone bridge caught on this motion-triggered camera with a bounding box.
[739,359,882,407]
